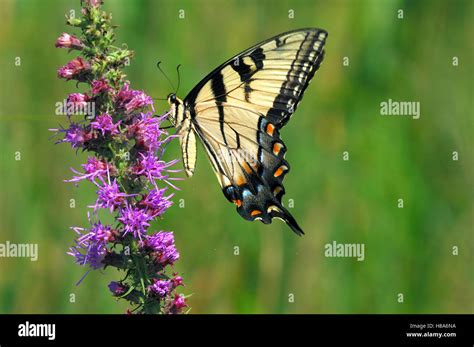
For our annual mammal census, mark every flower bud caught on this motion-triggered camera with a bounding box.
[57,57,91,80]
[55,33,84,50]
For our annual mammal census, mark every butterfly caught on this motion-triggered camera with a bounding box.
[166,28,327,235]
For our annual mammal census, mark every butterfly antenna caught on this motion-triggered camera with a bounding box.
[156,61,175,91]
[175,64,182,94]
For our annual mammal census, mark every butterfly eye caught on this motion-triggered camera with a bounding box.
[168,93,177,104]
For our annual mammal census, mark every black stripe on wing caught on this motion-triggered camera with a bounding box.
[184,28,327,110]
[265,31,326,127]
[210,71,228,145]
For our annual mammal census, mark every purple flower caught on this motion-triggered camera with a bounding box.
[68,222,114,269]
[116,83,153,113]
[67,93,89,107]
[139,187,173,217]
[57,122,91,149]
[91,79,111,95]
[67,157,111,182]
[171,276,184,288]
[108,281,128,296]
[133,152,179,187]
[128,112,167,152]
[149,279,172,297]
[83,157,110,175]
[55,33,84,50]
[172,294,187,310]
[65,93,90,116]
[92,178,131,212]
[143,231,180,266]
[57,57,90,80]
[118,203,154,239]
[91,113,120,136]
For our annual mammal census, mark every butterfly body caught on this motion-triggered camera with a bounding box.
[167,28,328,235]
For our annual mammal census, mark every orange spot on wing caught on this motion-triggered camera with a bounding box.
[250,210,262,217]
[273,142,283,155]
[266,123,275,136]
[274,165,287,178]
[235,175,246,186]
[233,199,242,207]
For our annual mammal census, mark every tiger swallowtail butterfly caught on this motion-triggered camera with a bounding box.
[166,28,327,235]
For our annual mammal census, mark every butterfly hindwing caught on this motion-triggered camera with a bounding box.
[180,28,327,235]
[192,103,299,233]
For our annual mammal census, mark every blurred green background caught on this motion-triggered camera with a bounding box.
[0,0,472,314]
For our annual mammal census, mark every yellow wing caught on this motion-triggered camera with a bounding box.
[184,28,328,235]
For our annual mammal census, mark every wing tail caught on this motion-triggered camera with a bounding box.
[271,205,304,236]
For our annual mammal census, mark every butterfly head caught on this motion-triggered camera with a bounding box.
[167,93,185,127]
[167,93,184,106]
[167,93,177,105]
